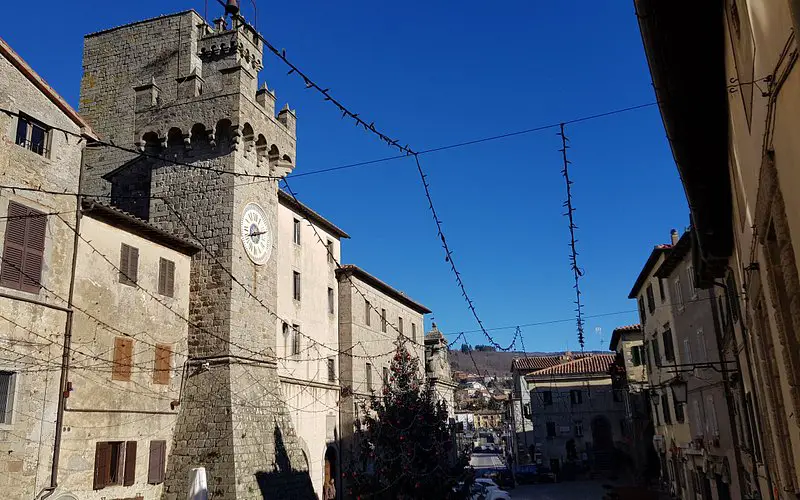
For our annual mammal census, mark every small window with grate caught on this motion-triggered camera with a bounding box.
[15,114,50,157]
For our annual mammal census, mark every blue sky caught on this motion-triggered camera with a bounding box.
[3,0,688,353]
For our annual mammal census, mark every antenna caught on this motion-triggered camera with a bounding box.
[596,326,603,350]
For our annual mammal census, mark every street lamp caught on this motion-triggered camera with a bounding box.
[671,378,688,405]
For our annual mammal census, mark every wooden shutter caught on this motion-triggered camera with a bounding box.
[158,258,175,297]
[112,337,133,381]
[94,442,111,490]
[1,201,45,293]
[148,440,166,484]
[123,441,137,486]
[153,344,172,385]
[119,244,139,285]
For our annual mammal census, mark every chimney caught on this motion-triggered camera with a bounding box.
[670,229,679,245]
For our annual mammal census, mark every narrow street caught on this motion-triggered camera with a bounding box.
[510,480,608,499]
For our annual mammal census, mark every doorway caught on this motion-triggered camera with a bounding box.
[324,446,338,499]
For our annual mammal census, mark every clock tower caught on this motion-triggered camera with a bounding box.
[79,9,313,499]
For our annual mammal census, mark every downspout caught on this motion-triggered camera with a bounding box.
[35,147,84,500]
[733,266,776,500]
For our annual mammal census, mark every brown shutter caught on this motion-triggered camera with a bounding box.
[112,337,133,381]
[119,244,139,285]
[159,258,175,297]
[153,344,172,385]
[94,442,111,490]
[1,202,45,292]
[124,441,137,486]
[21,208,45,293]
[165,260,174,297]
[148,440,166,484]
[157,258,165,295]
[128,246,139,283]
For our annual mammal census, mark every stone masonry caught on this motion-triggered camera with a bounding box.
[78,10,310,499]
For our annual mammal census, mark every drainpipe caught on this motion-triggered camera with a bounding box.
[730,266,776,500]
[35,147,84,500]
[709,285,747,499]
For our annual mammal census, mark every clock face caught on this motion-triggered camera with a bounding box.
[240,203,272,265]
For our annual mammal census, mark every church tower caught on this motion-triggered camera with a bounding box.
[79,6,312,498]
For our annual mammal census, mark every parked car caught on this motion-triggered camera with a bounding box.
[470,479,511,500]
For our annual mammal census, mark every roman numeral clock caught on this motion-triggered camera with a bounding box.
[240,202,272,265]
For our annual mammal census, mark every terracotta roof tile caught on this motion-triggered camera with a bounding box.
[511,353,591,372]
[527,353,616,377]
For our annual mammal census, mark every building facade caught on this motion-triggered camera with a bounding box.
[424,323,457,417]
[629,234,691,496]
[636,1,800,498]
[0,36,95,499]
[336,264,429,474]
[276,190,349,499]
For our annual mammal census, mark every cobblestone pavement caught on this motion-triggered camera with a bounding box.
[510,480,609,499]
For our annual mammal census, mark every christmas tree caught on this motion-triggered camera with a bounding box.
[348,336,468,499]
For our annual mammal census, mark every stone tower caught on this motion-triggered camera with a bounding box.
[79,10,312,499]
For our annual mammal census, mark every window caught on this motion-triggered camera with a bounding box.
[574,420,583,437]
[153,344,172,385]
[644,341,651,371]
[542,391,553,406]
[383,367,389,388]
[726,274,740,323]
[673,278,684,310]
[293,218,301,244]
[675,402,685,423]
[631,345,642,366]
[570,390,582,405]
[326,239,333,263]
[0,371,16,424]
[687,264,697,297]
[148,440,166,484]
[638,297,647,325]
[646,284,655,314]
[546,422,556,438]
[366,363,373,392]
[697,329,707,360]
[93,441,136,489]
[658,278,666,302]
[652,337,661,367]
[291,324,301,356]
[662,324,675,362]
[365,299,371,326]
[292,271,301,301]
[683,338,693,365]
[692,400,702,436]
[746,393,762,461]
[412,323,417,343]
[327,287,335,314]
[381,308,387,333]
[119,243,139,286]
[282,322,290,355]
[661,394,672,424]
[158,258,175,297]
[112,337,134,381]
[15,114,50,156]
[398,317,404,334]
[706,396,719,436]
[0,201,46,293]
[327,358,336,382]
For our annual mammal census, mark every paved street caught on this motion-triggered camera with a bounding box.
[510,480,608,499]
[470,452,505,469]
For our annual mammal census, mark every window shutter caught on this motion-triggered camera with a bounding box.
[129,246,139,283]
[94,442,111,490]
[1,202,45,292]
[120,244,139,285]
[165,259,174,297]
[153,344,172,385]
[148,440,166,484]
[112,337,133,381]
[124,441,137,486]
[159,258,175,297]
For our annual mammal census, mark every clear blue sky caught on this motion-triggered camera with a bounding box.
[3,0,688,353]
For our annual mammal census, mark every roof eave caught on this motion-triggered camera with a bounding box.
[635,0,732,287]
[336,265,431,314]
[628,247,668,298]
[278,190,350,239]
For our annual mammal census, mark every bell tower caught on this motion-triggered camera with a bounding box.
[79,7,312,499]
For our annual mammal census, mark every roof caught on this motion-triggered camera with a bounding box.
[278,190,349,239]
[82,200,201,255]
[628,244,672,299]
[635,0,732,287]
[527,353,616,378]
[609,324,642,352]
[336,264,431,314]
[511,353,592,373]
[655,230,692,279]
[0,37,97,140]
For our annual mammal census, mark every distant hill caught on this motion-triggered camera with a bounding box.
[448,349,610,378]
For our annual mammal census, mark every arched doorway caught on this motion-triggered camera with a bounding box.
[324,445,338,499]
